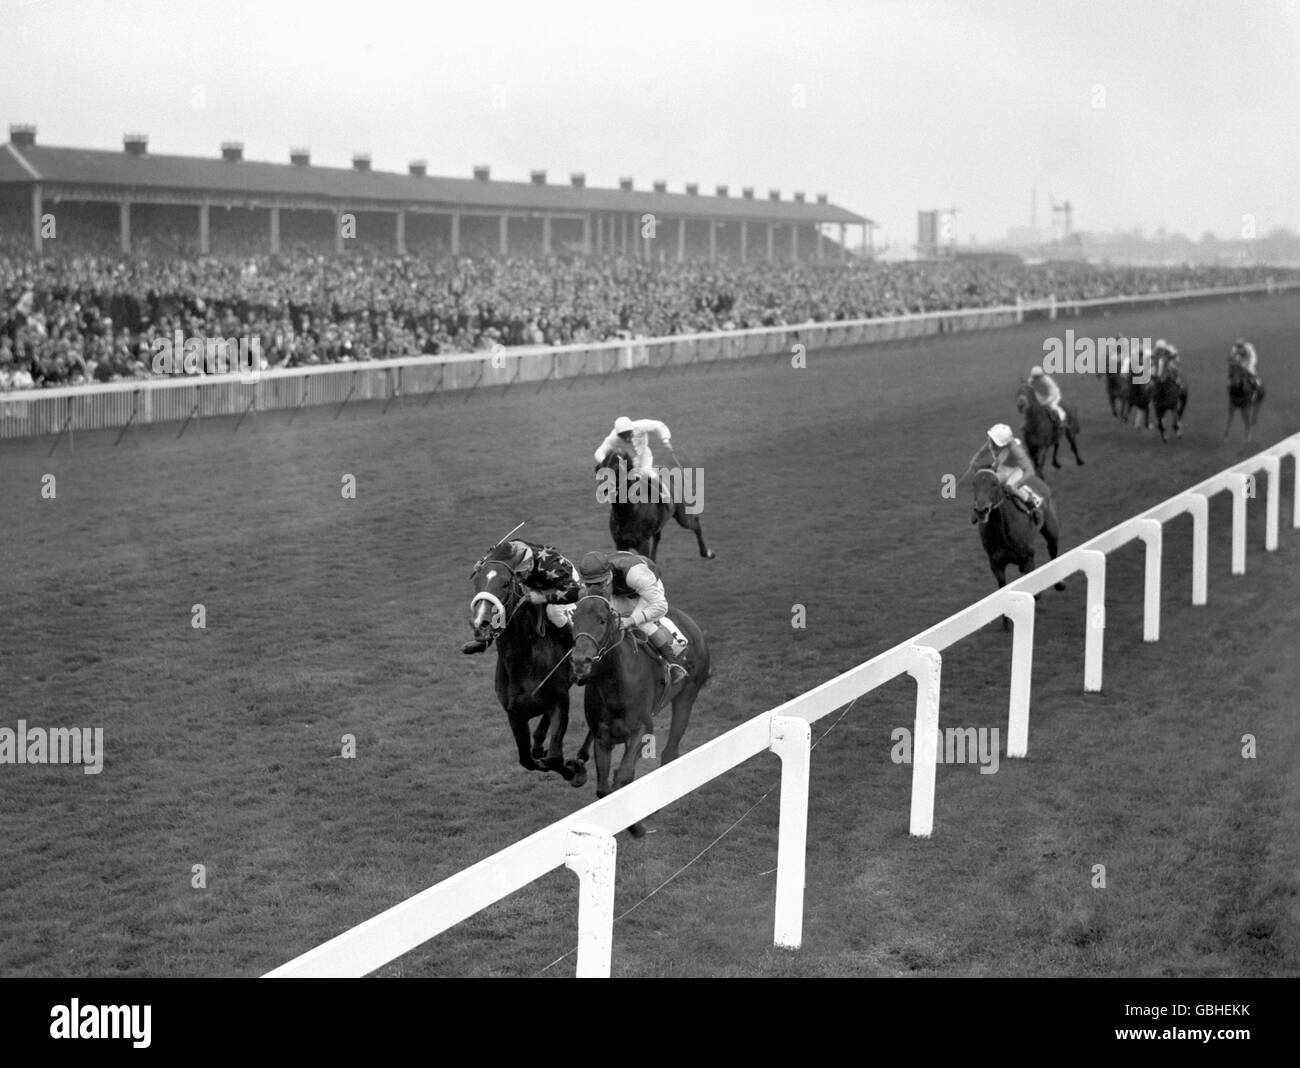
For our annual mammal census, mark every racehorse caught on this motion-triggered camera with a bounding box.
[1125,371,1152,430]
[569,594,710,837]
[468,542,587,786]
[1015,383,1083,476]
[1099,363,1129,420]
[1151,359,1189,443]
[971,468,1067,629]
[1225,361,1265,442]
[596,445,716,561]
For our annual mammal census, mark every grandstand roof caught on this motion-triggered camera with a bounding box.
[0,140,870,225]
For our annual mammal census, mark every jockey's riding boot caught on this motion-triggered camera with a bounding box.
[1025,489,1045,528]
[461,638,489,654]
[647,624,690,684]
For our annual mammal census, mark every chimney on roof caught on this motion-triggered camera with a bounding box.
[352,153,371,172]
[221,141,244,162]
[408,160,427,177]
[768,189,781,201]
[530,169,546,185]
[651,180,667,193]
[742,187,755,199]
[473,164,490,181]
[9,124,36,148]
[816,193,828,204]
[794,191,805,203]
[290,147,310,166]
[618,177,633,191]
[123,133,148,157]
[716,185,729,197]
[685,183,699,196]
[570,172,586,188]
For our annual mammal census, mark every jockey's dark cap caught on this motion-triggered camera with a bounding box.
[578,551,613,583]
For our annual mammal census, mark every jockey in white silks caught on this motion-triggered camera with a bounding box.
[594,416,674,498]
[1231,339,1259,382]
[1028,366,1066,426]
[965,423,1045,519]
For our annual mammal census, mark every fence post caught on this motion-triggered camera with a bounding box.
[1260,455,1280,551]
[564,825,617,978]
[1080,549,1106,692]
[1136,519,1163,642]
[905,644,944,838]
[1229,472,1249,574]
[768,714,812,949]
[1187,493,1209,605]
[998,591,1036,759]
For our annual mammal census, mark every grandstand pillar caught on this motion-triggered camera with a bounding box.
[791,223,798,262]
[839,223,847,262]
[198,202,210,255]
[396,210,406,255]
[582,215,591,255]
[334,209,344,254]
[451,212,461,255]
[621,213,628,257]
[709,219,717,263]
[816,225,824,261]
[543,215,552,255]
[119,200,131,255]
[31,184,42,255]
[499,214,508,256]
[677,218,685,263]
[740,220,748,262]
[766,221,774,263]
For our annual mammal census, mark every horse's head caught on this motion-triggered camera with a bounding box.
[971,468,1003,525]
[1014,382,1032,413]
[468,543,527,645]
[569,593,621,686]
[597,440,634,476]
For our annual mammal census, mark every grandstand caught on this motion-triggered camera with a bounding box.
[0,125,870,262]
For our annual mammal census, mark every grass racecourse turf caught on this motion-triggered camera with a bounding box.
[1,292,1298,978]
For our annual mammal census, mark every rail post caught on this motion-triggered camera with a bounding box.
[768,714,812,949]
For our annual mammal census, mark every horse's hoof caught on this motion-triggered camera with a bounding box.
[569,762,587,789]
[628,822,647,840]
[702,549,716,559]
[1077,459,1085,466]
[1054,581,1067,591]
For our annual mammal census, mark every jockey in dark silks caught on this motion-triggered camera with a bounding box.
[569,549,691,683]
[462,539,581,654]
[964,423,1045,524]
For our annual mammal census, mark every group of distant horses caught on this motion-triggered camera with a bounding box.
[975,341,1266,610]
[465,443,715,836]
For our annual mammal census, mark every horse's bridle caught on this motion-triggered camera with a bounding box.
[571,593,625,667]
[971,467,1003,525]
[469,558,530,638]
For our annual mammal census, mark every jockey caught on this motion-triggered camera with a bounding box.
[966,423,1045,522]
[1028,366,1067,427]
[594,416,674,498]
[462,539,581,654]
[1154,339,1181,379]
[575,549,690,683]
[1231,339,1259,387]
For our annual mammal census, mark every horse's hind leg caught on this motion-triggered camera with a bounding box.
[674,504,716,559]
[545,693,587,788]
[612,740,647,838]
[511,712,546,772]
[662,691,694,764]
[1223,406,1234,439]
[1067,429,1084,465]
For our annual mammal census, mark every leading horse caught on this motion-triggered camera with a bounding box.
[971,468,1067,629]
[468,543,587,786]
[596,445,716,561]
[569,594,710,837]
[1225,361,1265,442]
[1015,383,1083,476]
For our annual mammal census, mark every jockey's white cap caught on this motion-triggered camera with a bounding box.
[988,424,1013,447]
[613,416,634,434]
[1155,338,1168,350]
[1029,366,1044,378]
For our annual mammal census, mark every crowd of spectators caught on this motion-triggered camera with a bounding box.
[1,241,1293,390]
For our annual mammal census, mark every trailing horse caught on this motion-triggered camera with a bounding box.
[1015,383,1083,476]
[971,468,1067,629]
[1151,361,1189,443]
[468,543,587,786]
[569,595,710,837]
[596,446,715,561]
[1099,366,1129,420]
[1125,372,1152,430]
[1225,361,1265,442]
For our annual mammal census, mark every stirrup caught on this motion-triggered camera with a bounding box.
[665,661,689,686]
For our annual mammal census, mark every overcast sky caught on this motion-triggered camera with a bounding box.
[4,0,1296,251]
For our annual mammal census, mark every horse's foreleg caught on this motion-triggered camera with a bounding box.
[675,505,716,559]
[530,713,550,761]
[1067,430,1084,465]
[662,693,693,764]
[510,712,546,772]
[592,733,612,798]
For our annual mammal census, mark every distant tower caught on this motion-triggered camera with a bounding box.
[1051,199,1073,239]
